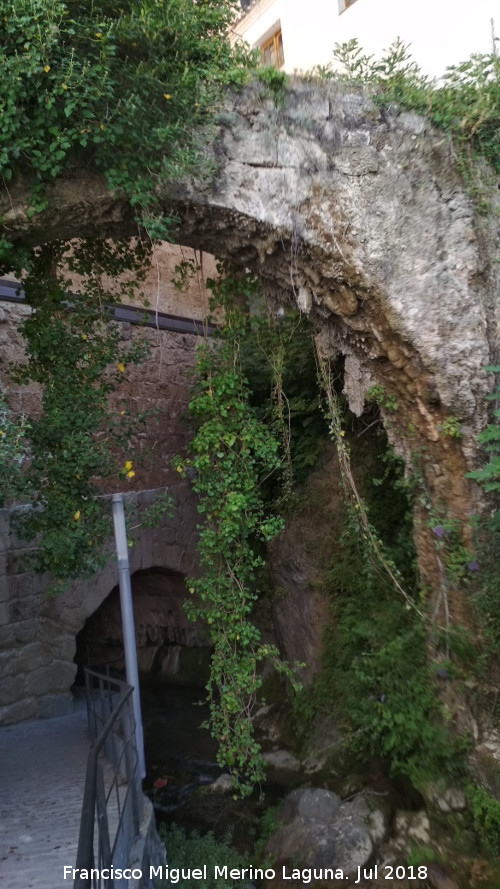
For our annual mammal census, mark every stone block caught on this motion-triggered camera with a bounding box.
[3,572,34,601]
[0,571,8,604]
[10,641,54,676]
[138,527,153,570]
[0,619,38,648]
[52,634,77,663]
[9,593,43,622]
[0,696,38,726]
[24,660,76,697]
[0,601,9,626]
[285,90,330,124]
[0,650,13,679]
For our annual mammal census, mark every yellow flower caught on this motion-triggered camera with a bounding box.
[73,510,81,521]
[340,430,345,437]
[43,64,50,72]
[62,83,68,90]
[124,460,133,471]
[126,470,135,479]
[120,410,125,415]
[176,464,183,473]
[117,362,125,372]
[81,333,87,339]
[95,32,102,37]
[163,93,171,99]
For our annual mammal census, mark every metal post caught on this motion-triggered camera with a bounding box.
[111,493,146,778]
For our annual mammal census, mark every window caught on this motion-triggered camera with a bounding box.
[260,29,284,68]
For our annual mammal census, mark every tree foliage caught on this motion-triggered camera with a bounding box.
[0,0,251,258]
[0,0,253,581]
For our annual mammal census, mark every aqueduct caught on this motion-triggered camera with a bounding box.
[1,79,499,722]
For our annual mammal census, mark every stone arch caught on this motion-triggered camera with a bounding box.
[74,565,210,686]
[0,486,201,724]
[3,80,497,488]
[1,79,499,696]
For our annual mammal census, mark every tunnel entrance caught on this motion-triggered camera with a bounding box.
[74,566,226,834]
[74,566,212,688]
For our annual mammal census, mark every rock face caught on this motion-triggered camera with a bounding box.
[265,787,388,884]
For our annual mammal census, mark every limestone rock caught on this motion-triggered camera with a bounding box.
[208,773,233,793]
[425,783,467,813]
[263,749,301,772]
[265,788,374,881]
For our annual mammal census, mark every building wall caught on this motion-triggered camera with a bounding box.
[1,245,217,493]
[233,0,498,78]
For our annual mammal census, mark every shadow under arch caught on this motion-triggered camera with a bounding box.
[73,566,210,689]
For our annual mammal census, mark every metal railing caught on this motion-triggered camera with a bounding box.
[74,669,144,889]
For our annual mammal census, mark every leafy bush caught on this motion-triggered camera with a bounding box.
[175,269,300,795]
[157,824,246,889]
[0,0,253,250]
[321,513,463,789]
[467,785,500,856]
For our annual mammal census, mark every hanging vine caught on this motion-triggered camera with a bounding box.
[175,269,301,796]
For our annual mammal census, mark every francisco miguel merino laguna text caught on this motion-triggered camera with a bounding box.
[64,864,349,883]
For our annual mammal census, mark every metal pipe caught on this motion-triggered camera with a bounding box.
[111,493,146,778]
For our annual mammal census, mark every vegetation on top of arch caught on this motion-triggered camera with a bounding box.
[318,37,500,207]
[0,0,253,266]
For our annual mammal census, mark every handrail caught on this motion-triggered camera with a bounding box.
[74,689,134,889]
[74,670,144,889]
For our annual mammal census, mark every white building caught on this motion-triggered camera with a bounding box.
[233,0,498,79]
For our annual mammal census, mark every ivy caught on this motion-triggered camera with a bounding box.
[466,366,500,510]
[0,394,30,507]
[175,268,299,796]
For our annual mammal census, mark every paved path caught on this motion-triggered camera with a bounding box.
[0,702,89,889]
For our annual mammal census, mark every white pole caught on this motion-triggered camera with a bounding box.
[111,493,146,779]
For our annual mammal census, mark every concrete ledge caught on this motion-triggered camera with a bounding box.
[129,796,166,889]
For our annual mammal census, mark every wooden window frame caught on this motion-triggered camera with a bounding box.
[260,29,284,68]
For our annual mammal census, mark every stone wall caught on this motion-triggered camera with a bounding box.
[1,244,217,493]
[0,485,200,726]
